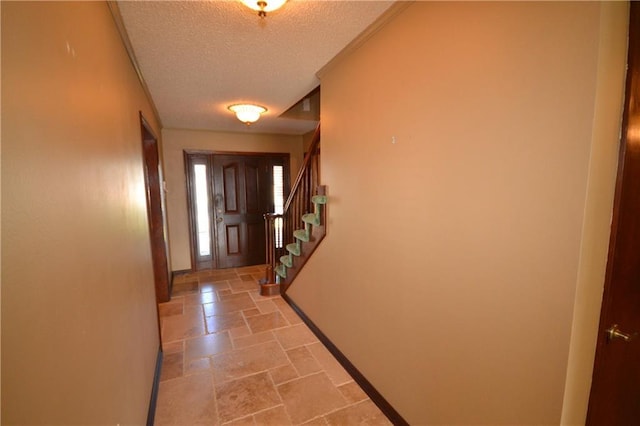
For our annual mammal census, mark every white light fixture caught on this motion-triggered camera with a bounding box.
[228,104,267,125]
[240,0,287,18]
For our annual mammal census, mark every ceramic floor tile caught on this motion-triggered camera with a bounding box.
[154,372,218,425]
[173,282,200,291]
[269,364,299,385]
[277,372,348,424]
[162,340,183,355]
[211,340,289,383]
[158,266,388,426]
[158,300,184,317]
[324,400,392,425]
[273,323,318,350]
[215,372,281,423]
[229,278,260,293]
[218,289,233,298]
[223,415,256,425]
[307,342,352,386]
[300,418,328,426]
[337,381,369,404]
[272,298,303,325]
[254,299,278,314]
[200,280,231,293]
[172,280,200,296]
[185,332,233,360]
[160,351,184,382]
[229,325,252,339]
[232,330,275,349]
[253,405,292,425]
[243,308,261,317]
[205,292,257,316]
[208,271,239,281]
[206,312,247,334]
[234,266,264,274]
[245,311,289,334]
[185,357,212,376]
[162,309,205,342]
[286,346,322,376]
[184,291,217,305]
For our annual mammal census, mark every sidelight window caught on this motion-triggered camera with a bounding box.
[273,165,284,248]
[193,164,211,257]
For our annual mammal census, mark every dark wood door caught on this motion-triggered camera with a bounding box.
[586,4,640,424]
[212,155,268,268]
[185,152,290,270]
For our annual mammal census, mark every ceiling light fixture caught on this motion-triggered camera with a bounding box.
[228,104,267,125]
[240,0,287,18]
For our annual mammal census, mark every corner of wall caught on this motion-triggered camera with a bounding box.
[560,2,630,424]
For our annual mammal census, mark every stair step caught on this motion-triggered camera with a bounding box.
[293,229,310,242]
[275,264,287,279]
[286,243,300,256]
[311,195,328,205]
[280,255,293,268]
[302,213,320,226]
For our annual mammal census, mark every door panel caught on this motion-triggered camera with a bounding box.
[223,163,239,212]
[586,4,639,424]
[245,163,260,213]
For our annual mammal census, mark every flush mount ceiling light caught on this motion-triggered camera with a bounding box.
[240,0,287,18]
[228,104,267,125]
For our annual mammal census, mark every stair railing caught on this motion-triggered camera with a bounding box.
[263,124,321,285]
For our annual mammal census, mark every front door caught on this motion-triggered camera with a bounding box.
[212,155,268,268]
[185,152,290,270]
[586,3,639,424]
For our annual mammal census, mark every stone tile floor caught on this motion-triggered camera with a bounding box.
[154,265,391,425]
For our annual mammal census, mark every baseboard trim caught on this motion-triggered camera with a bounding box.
[282,294,409,426]
[146,346,163,426]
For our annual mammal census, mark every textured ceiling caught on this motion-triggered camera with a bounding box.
[117,0,396,135]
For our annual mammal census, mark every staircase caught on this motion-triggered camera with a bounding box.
[261,125,326,295]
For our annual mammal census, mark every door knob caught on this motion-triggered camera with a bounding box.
[606,324,638,342]
[216,217,223,223]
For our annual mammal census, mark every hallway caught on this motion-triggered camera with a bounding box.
[155,266,391,425]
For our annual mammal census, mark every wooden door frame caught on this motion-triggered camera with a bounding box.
[184,150,291,271]
[586,2,638,421]
[140,112,171,303]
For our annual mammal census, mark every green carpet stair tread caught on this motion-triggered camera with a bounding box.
[275,264,287,279]
[311,195,327,205]
[293,229,310,242]
[302,213,320,226]
[280,255,293,268]
[286,243,300,256]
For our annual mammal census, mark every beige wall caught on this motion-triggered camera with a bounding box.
[162,128,304,271]
[289,2,627,424]
[2,2,161,424]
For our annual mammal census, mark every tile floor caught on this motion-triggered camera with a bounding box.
[154,265,391,425]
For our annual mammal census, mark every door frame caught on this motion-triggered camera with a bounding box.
[140,112,171,303]
[184,150,291,271]
[586,2,638,422]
